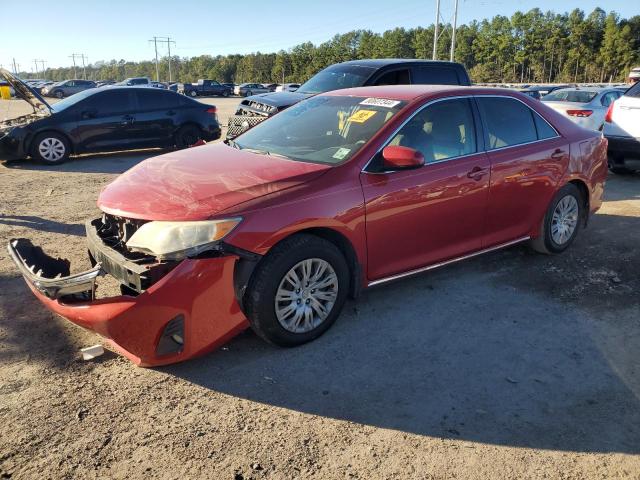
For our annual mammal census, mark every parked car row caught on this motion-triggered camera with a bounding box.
[0,69,221,164]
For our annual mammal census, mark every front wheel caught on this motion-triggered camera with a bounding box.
[245,234,350,347]
[530,183,583,254]
[31,132,70,164]
[54,90,64,99]
[189,90,198,97]
[245,90,252,97]
[222,90,230,97]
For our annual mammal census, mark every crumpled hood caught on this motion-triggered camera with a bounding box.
[244,90,312,109]
[0,68,51,114]
[98,143,330,221]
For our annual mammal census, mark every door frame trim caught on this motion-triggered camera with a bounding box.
[367,236,530,287]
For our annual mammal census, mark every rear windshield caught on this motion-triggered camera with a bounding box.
[625,82,640,98]
[542,90,598,103]
[296,65,376,94]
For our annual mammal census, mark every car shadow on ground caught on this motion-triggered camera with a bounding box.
[2,148,169,174]
[167,213,640,455]
[0,215,84,236]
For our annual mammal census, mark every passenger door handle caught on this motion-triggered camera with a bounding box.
[467,166,488,181]
[551,149,566,160]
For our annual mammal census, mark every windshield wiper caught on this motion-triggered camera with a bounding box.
[224,139,242,150]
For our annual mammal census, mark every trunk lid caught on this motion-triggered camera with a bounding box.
[98,143,331,221]
[0,68,52,115]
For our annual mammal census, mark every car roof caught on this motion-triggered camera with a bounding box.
[332,59,461,68]
[548,87,614,94]
[323,84,486,101]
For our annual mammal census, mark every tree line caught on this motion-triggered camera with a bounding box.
[26,7,640,85]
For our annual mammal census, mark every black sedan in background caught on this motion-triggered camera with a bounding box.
[0,69,221,164]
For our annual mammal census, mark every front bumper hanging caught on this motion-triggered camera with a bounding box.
[8,219,251,367]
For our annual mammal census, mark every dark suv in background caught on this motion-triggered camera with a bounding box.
[227,59,471,139]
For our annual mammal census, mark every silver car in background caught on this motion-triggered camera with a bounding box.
[541,87,623,131]
[41,79,96,98]
[234,83,271,97]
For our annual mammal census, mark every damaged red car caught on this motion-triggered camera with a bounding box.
[9,85,608,367]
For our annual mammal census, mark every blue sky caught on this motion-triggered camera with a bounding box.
[1,0,636,71]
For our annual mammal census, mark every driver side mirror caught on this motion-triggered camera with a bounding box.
[381,145,425,170]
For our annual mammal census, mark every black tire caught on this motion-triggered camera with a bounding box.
[222,89,230,97]
[245,90,252,97]
[30,132,71,164]
[175,124,203,148]
[530,183,583,254]
[54,90,64,99]
[189,90,198,97]
[245,234,350,347]
[607,155,633,174]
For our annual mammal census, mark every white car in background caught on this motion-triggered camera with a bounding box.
[275,83,301,92]
[541,87,623,131]
[603,81,640,173]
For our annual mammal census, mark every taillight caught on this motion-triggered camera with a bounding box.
[604,102,615,123]
[205,107,217,114]
[566,109,593,117]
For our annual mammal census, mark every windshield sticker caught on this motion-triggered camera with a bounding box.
[348,110,377,123]
[332,147,351,160]
[360,98,401,108]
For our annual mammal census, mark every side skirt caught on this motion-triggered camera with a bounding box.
[367,236,530,287]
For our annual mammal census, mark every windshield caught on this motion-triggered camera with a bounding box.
[233,95,405,165]
[297,65,376,94]
[542,90,598,103]
[50,89,95,112]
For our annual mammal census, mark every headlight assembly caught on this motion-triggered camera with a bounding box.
[126,218,241,260]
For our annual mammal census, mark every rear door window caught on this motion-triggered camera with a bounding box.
[412,66,460,85]
[476,97,539,149]
[623,82,640,98]
[374,69,411,86]
[88,91,134,115]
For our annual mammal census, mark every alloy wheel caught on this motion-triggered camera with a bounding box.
[551,195,579,245]
[38,137,66,162]
[275,258,339,334]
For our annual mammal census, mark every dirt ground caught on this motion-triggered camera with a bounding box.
[1,96,639,480]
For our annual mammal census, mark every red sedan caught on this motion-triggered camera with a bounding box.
[9,85,608,366]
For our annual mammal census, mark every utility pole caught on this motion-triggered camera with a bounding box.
[432,0,440,60]
[38,60,47,79]
[150,36,176,83]
[149,37,160,82]
[33,59,39,78]
[69,53,88,79]
[12,58,18,75]
[69,54,77,78]
[450,0,459,62]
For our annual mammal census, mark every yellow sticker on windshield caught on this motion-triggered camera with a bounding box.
[348,110,377,123]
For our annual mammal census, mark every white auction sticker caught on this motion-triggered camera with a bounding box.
[360,98,401,108]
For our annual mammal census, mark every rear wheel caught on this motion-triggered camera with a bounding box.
[607,154,633,174]
[175,124,203,148]
[245,90,252,97]
[530,183,583,254]
[31,132,70,164]
[245,234,350,347]
[222,90,230,97]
